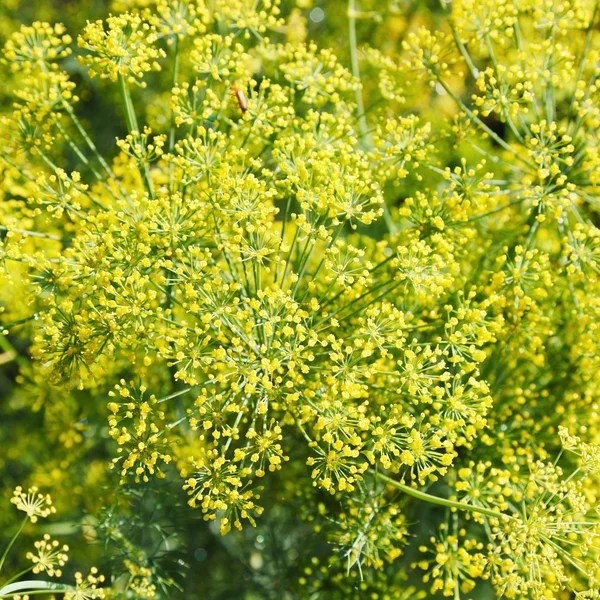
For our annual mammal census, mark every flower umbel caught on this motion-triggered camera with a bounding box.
[10,486,56,523]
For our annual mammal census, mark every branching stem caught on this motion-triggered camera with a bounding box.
[118,75,154,198]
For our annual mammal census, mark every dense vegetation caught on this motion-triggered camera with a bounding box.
[1,0,600,598]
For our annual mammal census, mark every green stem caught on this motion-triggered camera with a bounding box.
[0,156,36,183]
[569,1,600,137]
[435,77,536,172]
[0,589,74,599]
[376,473,513,521]
[348,0,395,234]
[467,198,526,222]
[61,98,126,197]
[0,518,27,573]
[168,37,181,191]
[0,226,65,242]
[165,37,181,311]
[1,312,49,331]
[118,75,139,133]
[348,0,370,147]
[296,424,510,522]
[438,0,479,81]
[118,75,154,198]
[52,118,117,206]
[35,151,89,220]
[155,386,197,405]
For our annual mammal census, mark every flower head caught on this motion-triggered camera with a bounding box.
[11,486,56,523]
[26,534,69,577]
[78,13,165,85]
[65,568,105,600]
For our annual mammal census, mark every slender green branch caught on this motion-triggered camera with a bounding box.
[435,78,536,171]
[376,473,514,521]
[569,0,600,136]
[438,0,480,80]
[348,0,395,234]
[52,118,117,205]
[0,587,75,599]
[467,198,526,222]
[60,98,129,199]
[118,75,154,199]
[0,312,48,331]
[0,517,27,573]
[575,0,600,87]
[118,75,139,133]
[156,386,198,405]
[295,423,511,522]
[168,37,181,191]
[0,225,65,242]
[34,150,91,220]
[348,0,371,147]
[0,155,36,183]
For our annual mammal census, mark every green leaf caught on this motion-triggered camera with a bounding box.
[0,580,75,596]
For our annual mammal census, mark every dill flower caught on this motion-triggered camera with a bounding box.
[65,568,106,600]
[26,534,69,576]
[3,21,72,73]
[10,486,56,523]
[78,13,165,85]
[107,380,172,482]
[1,0,600,596]
[148,0,206,39]
[415,523,487,597]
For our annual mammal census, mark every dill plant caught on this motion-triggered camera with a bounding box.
[0,0,600,598]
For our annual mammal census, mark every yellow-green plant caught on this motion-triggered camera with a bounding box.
[0,487,105,600]
[1,0,600,598]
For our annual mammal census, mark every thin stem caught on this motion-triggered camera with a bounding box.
[0,591,74,599]
[118,75,154,198]
[317,277,398,327]
[575,0,600,88]
[155,386,197,405]
[118,75,139,134]
[467,198,526,222]
[435,77,536,171]
[34,150,89,220]
[348,0,395,233]
[295,422,512,522]
[0,155,36,182]
[280,224,299,288]
[348,0,371,148]
[60,97,128,198]
[0,226,65,243]
[53,119,112,201]
[376,473,513,521]
[274,195,292,283]
[543,25,556,124]
[0,517,27,573]
[438,0,479,80]
[1,311,49,331]
[169,37,181,192]
[569,1,600,136]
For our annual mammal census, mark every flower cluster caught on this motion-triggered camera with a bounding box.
[1,487,104,599]
[66,568,106,600]
[78,13,165,85]
[11,486,56,523]
[1,0,600,597]
[26,534,69,577]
